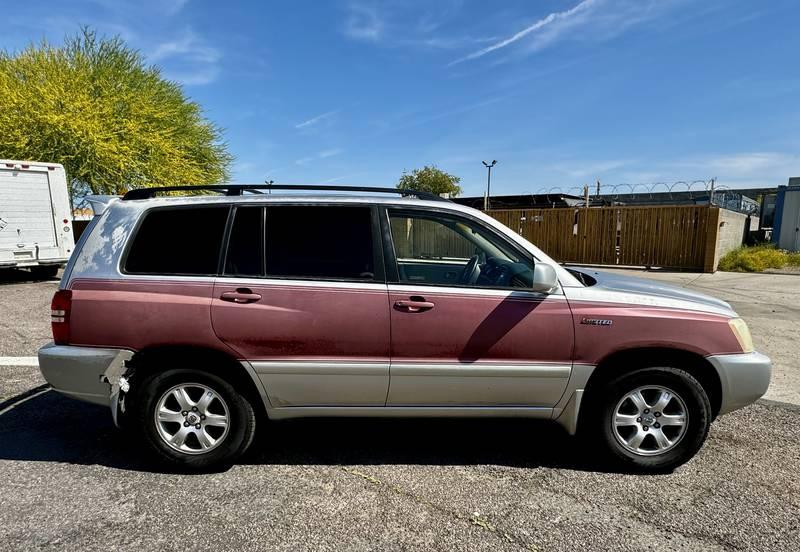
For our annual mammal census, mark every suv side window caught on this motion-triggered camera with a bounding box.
[387,209,533,289]
[264,205,377,281]
[125,206,229,276]
[224,206,264,277]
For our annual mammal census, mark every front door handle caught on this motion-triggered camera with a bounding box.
[394,297,435,313]
[220,288,262,304]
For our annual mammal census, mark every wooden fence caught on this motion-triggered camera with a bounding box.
[488,205,722,272]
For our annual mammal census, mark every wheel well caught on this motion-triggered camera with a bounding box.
[126,346,268,419]
[584,347,722,418]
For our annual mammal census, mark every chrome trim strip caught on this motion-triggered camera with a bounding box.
[391,363,571,378]
[217,277,389,292]
[266,406,554,420]
[251,361,389,376]
[388,283,563,299]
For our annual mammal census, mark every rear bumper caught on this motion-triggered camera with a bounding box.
[37,343,134,406]
[707,351,772,415]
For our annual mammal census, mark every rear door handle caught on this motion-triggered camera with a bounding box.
[220,288,262,304]
[394,297,435,313]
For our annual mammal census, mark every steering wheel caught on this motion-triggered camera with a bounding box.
[460,255,480,285]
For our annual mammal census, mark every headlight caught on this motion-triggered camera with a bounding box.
[728,318,754,353]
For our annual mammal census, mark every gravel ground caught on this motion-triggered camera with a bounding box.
[1,268,799,551]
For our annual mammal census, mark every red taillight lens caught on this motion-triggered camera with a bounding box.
[51,290,72,345]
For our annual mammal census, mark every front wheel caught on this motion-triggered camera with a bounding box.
[135,369,256,471]
[587,367,712,472]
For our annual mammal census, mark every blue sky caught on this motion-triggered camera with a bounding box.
[4,0,800,196]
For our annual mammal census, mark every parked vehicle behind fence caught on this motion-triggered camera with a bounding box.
[37,185,772,472]
[0,160,74,278]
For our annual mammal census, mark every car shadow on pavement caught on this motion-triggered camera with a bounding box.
[0,268,60,285]
[0,389,617,474]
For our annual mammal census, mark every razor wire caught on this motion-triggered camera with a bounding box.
[528,179,760,215]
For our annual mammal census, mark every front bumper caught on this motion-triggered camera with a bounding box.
[38,343,134,406]
[707,351,772,415]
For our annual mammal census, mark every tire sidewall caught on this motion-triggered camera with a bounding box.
[136,369,255,470]
[597,367,711,472]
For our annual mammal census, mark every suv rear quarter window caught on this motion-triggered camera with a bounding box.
[125,206,229,276]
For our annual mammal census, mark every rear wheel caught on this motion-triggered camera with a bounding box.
[135,369,256,471]
[587,367,711,472]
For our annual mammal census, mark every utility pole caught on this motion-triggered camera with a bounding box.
[482,160,497,210]
[584,184,590,208]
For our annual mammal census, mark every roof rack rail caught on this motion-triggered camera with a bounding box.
[122,184,449,202]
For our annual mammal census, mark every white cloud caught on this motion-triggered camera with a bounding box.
[451,0,600,65]
[343,3,383,41]
[295,110,340,130]
[149,29,221,85]
[706,152,795,174]
[319,148,344,159]
[163,0,190,16]
[295,148,344,166]
[450,0,670,66]
[552,159,635,179]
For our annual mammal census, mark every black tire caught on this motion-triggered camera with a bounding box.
[30,265,59,279]
[134,369,256,471]
[585,367,711,473]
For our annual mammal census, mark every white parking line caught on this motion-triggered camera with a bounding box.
[0,357,39,366]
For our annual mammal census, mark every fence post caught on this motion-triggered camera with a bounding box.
[702,207,721,273]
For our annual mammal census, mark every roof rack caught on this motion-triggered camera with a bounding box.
[122,184,449,202]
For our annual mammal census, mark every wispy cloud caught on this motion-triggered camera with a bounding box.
[295,110,340,130]
[449,0,670,66]
[163,0,191,16]
[320,173,362,184]
[149,29,221,85]
[319,148,344,159]
[451,0,599,65]
[343,3,383,41]
[341,1,490,51]
[552,158,635,179]
[295,148,344,166]
[378,94,510,134]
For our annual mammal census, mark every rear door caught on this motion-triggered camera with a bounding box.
[0,166,58,263]
[383,207,574,407]
[211,204,391,407]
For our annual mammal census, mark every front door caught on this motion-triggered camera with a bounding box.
[383,208,574,407]
[211,204,390,407]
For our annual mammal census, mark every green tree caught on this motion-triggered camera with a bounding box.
[397,165,462,197]
[0,28,232,196]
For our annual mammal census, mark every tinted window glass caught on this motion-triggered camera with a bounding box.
[225,207,264,277]
[125,206,229,275]
[265,206,375,280]
[388,210,533,288]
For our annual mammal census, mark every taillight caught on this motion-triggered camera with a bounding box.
[51,290,72,345]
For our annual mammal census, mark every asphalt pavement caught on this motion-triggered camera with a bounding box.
[0,268,798,551]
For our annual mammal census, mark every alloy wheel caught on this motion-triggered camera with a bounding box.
[154,383,230,455]
[612,385,689,456]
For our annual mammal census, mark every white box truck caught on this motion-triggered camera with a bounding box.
[0,160,75,278]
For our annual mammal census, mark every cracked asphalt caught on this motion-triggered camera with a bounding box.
[1,268,799,551]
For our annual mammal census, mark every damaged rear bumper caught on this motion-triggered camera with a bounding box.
[37,342,134,424]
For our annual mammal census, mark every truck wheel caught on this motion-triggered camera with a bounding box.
[135,369,256,471]
[589,367,711,472]
[30,265,59,279]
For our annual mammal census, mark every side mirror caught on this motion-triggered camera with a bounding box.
[531,263,558,293]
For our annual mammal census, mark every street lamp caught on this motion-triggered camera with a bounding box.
[482,160,497,210]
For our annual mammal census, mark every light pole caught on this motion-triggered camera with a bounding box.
[482,160,497,210]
